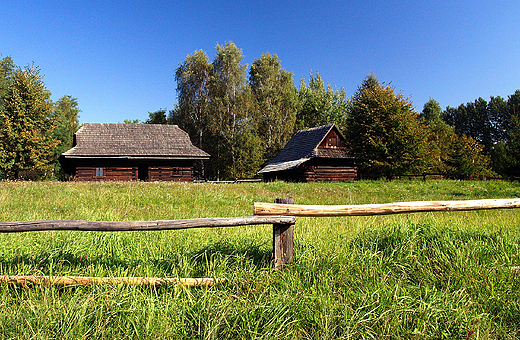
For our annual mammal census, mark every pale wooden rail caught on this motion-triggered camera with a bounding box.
[254,198,520,270]
[254,198,520,217]
[0,275,220,287]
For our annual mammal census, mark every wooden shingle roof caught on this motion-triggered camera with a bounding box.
[62,123,210,159]
[258,124,352,174]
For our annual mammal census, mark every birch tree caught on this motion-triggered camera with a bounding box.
[249,53,298,161]
[172,50,213,178]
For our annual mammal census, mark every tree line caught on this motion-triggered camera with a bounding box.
[2,43,519,181]
[157,42,519,180]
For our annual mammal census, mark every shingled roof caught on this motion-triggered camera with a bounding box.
[62,123,210,159]
[258,124,352,174]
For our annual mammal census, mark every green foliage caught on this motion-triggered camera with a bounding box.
[0,55,15,114]
[446,134,494,178]
[0,64,58,179]
[172,49,213,179]
[440,90,520,176]
[51,95,81,180]
[145,108,168,124]
[501,91,520,177]
[346,74,430,179]
[173,44,299,180]
[208,42,250,179]
[120,119,141,124]
[421,99,456,174]
[249,53,298,161]
[442,99,493,151]
[504,114,520,176]
[296,72,349,131]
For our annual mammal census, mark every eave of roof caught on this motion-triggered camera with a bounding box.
[62,155,210,160]
[258,158,310,174]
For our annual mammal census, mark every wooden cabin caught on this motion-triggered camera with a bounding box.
[59,123,210,181]
[259,124,357,182]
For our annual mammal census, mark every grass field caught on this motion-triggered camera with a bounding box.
[0,180,519,339]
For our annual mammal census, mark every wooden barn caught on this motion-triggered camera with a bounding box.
[258,124,357,182]
[59,123,210,181]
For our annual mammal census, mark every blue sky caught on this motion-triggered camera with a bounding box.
[2,0,519,123]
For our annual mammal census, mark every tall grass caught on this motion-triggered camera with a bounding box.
[0,180,519,339]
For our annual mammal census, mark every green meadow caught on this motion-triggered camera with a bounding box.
[0,180,519,339]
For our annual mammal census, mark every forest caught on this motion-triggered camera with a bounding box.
[1,43,519,181]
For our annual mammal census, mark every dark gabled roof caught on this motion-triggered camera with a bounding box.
[62,123,210,159]
[258,124,352,174]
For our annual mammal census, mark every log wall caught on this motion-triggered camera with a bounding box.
[76,166,135,181]
[302,165,357,182]
[263,159,357,183]
[71,159,195,182]
[148,166,193,182]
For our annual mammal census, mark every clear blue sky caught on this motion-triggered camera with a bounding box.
[2,0,519,124]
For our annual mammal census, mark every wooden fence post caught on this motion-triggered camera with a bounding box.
[273,197,295,269]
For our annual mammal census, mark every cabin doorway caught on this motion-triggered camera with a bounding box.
[138,164,149,181]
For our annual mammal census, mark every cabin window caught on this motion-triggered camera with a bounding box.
[171,168,180,176]
[95,167,104,177]
[327,137,337,148]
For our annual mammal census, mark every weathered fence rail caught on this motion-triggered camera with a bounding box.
[0,216,295,233]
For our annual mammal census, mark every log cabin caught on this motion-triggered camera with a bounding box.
[59,123,210,181]
[258,124,357,182]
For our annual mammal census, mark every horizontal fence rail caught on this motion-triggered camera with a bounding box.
[254,198,520,217]
[0,216,296,233]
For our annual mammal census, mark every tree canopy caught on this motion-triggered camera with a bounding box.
[0,64,58,179]
[345,74,430,179]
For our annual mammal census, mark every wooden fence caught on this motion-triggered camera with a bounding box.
[1,198,519,286]
[0,198,296,286]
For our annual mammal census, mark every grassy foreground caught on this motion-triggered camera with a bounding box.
[0,180,519,339]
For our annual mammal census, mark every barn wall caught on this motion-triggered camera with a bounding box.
[302,158,357,182]
[76,166,135,181]
[69,159,194,182]
[148,166,193,182]
[263,158,357,183]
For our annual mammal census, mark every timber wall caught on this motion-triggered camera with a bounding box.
[263,158,357,183]
[75,165,193,182]
[302,165,357,182]
[68,159,195,182]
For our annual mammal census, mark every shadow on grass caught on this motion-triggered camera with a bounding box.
[185,240,272,273]
[0,240,273,278]
[350,223,506,253]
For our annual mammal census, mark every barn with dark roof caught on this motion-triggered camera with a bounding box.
[59,123,210,181]
[258,124,357,182]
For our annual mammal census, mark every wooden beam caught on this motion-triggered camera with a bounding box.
[0,216,296,233]
[0,275,221,287]
[273,198,295,269]
[254,198,520,217]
